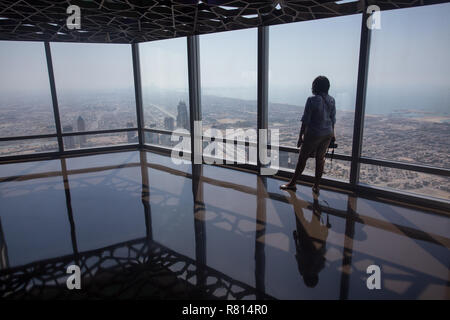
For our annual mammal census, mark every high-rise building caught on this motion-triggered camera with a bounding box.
[63,125,75,149]
[164,117,175,131]
[126,122,137,143]
[146,123,159,145]
[176,101,189,130]
[162,117,174,146]
[77,116,86,145]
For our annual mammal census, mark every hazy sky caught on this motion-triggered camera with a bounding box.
[201,27,257,99]
[51,42,135,94]
[366,3,450,113]
[0,2,449,113]
[0,41,52,97]
[140,36,189,92]
[269,13,361,109]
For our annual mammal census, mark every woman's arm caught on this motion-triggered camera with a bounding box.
[331,103,336,139]
[297,123,307,148]
[298,98,311,147]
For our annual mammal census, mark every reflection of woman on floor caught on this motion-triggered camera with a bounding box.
[281,76,336,194]
[285,190,330,288]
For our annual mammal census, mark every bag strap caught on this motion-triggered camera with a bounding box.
[320,94,334,121]
[322,94,335,166]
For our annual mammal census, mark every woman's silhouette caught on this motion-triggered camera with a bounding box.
[285,190,330,288]
[280,76,336,194]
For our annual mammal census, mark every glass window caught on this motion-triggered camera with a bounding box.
[269,14,362,156]
[139,37,190,138]
[360,164,450,201]
[0,41,55,138]
[51,42,136,133]
[0,138,59,156]
[200,28,257,164]
[363,3,450,170]
[63,132,135,150]
[275,150,350,182]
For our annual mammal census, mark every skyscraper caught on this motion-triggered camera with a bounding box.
[162,117,175,146]
[176,101,189,130]
[77,116,86,145]
[63,125,75,149]
[146,123,159,144]
[164,117,175,131]
[126,122,137,143]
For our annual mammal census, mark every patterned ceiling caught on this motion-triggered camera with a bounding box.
[0,0,446,43]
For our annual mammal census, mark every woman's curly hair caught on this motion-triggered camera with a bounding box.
[312,76,330,95]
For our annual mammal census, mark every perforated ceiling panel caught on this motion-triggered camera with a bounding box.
[0,0,446,43]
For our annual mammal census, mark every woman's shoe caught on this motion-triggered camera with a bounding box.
[280,183,297,191]
[312,185,320,195]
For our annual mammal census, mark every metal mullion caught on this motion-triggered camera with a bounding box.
[132,43,144,146]
[0,133,57,142]
[0,151,61,164]
[44,41,64,153]
[61,144,139,156]
[187,35,202,164]
[257,26,269,172]
[61,128,137,137]
[350,4,372,185]
[143,127,191,137]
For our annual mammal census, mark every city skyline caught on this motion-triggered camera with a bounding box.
[0,3,448,202]
[0,90,448,200]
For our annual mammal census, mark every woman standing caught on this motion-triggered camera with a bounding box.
[280,76,336,194]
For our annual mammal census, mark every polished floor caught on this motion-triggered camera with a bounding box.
[0,150,448,299]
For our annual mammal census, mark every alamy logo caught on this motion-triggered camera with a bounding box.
[366,5,381,30]
[366,264,381,290]
[66,5,81,30]
[66,264,81,290]
[170,121,279,175]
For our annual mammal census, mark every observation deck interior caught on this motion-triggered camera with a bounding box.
[0,150,448,299]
